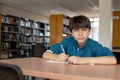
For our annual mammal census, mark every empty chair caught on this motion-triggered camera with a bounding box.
[0,62,23,80]
[32,44,46,58]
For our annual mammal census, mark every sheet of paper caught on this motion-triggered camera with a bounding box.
[47,60,68,64]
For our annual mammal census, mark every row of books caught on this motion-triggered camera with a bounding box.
[20,19,44,28]
[20,28,32,35]
[2,34,19,41]
[2,16,19,25]
[20,28,44,36]
[2,25,19,32]
[20,35,45,43]
[33,37,43,43]
[1,42,19,49]
[63,17,70,26]
[20,36,33,43]
[2,15,48,29]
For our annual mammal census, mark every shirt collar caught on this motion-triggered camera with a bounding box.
[73,38,89,50]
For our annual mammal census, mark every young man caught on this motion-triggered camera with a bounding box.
[43,15,116,65]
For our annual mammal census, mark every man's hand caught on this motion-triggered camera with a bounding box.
[56,53,69,62]
[68,56,88,65]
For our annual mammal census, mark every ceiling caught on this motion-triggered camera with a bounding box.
[0,0,120,18]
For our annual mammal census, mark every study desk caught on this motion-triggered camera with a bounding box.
[0,57,120,80]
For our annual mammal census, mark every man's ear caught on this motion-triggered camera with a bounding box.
[89,29,91,34]
[71,32,73,36]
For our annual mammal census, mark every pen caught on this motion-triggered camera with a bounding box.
[60,45,65,53]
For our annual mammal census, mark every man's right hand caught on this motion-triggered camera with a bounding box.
[56,53,69,62]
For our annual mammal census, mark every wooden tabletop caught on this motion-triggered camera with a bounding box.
[0,57,120,80]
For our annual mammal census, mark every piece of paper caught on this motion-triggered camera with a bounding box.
[47,60,68,64]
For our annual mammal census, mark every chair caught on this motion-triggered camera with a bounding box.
[32,44,46,58]
[0,62,23,80]
[113,52,120,64]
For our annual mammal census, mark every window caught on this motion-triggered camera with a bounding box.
[89,18,99,41]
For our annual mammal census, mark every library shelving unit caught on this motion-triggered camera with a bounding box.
[44,23,50,48]
[0,14,20,58]
[0,13,50,58]
[49,14,71,45]
[0,13,2,49]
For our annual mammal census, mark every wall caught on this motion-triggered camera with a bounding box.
[0,3,49,23]
[99,0,113,50]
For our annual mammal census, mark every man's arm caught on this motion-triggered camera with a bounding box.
[68,56,117,65]
[42,51,58,60]
[42,51,68,62]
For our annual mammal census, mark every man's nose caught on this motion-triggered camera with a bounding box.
[78,29,82,36]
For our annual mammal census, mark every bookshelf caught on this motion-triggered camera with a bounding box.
[1,15,19,49]
[49,14,71,45]
[44,23,50,48]
[0,13,2,48]
[0,13,50,58]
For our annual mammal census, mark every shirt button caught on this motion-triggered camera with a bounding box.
[77,48,79,50]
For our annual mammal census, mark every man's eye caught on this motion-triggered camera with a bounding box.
[73,29,78,31]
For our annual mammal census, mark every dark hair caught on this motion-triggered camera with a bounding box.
[69,15,91,32]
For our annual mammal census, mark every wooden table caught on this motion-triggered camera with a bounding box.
[0,57,120,80]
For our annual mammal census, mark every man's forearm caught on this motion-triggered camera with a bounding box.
[86,56,117,65]
[42,52,58,60]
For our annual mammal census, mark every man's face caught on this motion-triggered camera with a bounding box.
[71,28,90,46]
